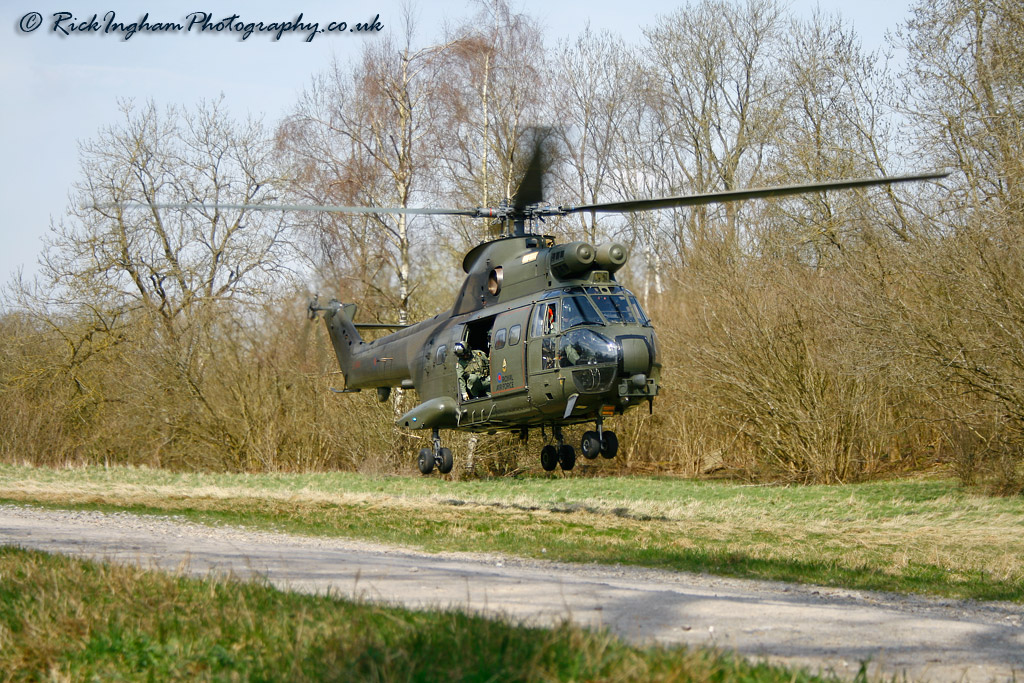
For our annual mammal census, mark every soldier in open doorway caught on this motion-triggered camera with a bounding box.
[454,341,490,400]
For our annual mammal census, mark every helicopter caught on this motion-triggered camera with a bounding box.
[297,146,946,475]
[129,142,947,475]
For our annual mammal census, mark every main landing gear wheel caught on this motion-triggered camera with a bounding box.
[580,431,601,459]
[601,431,619,459]
[418,428,454,476]
[558,444,576,471]
[540,444,559,472]
[438,447,454,474]
[418,447,435,474]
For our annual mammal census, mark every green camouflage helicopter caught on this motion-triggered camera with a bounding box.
[133,142,945,475]
[298,147,945,475]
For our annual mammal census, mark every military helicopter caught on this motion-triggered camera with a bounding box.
[294,144,946,475]
[131,141,946,475]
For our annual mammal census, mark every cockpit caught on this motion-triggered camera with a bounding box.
[531,286,651,335]
[530,286,654,375]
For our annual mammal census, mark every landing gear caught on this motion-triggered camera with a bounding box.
[600,431,619,459]
[438,447,454,474]
[581,431,601,459]
[540,444,559,471]
[540,425,576,472]
[418,448,434,475]
[558,444,576,471]
[418,429,454,475]
[582,419,619,460]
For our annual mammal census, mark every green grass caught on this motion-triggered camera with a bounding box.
[2,464,1023,601]
[0,546,835,682]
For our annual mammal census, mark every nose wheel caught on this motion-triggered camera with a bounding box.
[540,425,576,471]
[418,429,454,475]
[582,423,619,460]
[600,431,619,459]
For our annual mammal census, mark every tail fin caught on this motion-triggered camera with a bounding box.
[309,296,364,381]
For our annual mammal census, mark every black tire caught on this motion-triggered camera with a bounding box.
[600,431,619,459]
[418,447,435,474]
[558,444,576,471]
[438,447,454,474]
[540,444,559,472]
[581,431,601,459]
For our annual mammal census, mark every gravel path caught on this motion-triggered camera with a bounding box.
[2,504,1022,681]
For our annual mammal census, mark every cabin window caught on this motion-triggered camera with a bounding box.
[435,345,447,365]
[494,327,507,350]
[508,324,522,346]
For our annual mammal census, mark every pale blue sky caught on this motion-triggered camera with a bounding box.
[1,0,913,286]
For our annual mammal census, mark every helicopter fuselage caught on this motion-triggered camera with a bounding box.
[319,234,659,444]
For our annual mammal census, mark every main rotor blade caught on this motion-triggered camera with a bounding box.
[101,202,479,217]
[557,170,950,215]
[512,129,552,213]
[352,323,409,330]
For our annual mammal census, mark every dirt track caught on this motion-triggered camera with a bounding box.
[2,504,1022,681]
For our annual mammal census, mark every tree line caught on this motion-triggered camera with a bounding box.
[2,0,1022,489]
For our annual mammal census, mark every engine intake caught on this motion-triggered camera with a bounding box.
[595,242,628,273]
[549,241,595,279]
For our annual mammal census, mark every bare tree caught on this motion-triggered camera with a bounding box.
[764,10,908,263]
[548,28,639,245]
[900,0,1023,219]
[279,12,449,324]
[846,0,1024,489]
[43,99,290,331]
[5,98,300,468]
[433,0,547,246]
[639,0,791,254]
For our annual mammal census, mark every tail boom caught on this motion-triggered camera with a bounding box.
[311,297,423,391]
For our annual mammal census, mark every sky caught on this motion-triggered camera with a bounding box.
[1,0,914,287]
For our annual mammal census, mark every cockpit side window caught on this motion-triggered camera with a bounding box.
[628,296,651,326]
[530,302,558,338]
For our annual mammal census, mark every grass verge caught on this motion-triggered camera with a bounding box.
[0,546,835,682]
[1,464,1022,601]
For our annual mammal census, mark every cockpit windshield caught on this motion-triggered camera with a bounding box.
[587,290,636,324]
[560,295,603,330]
[539,287,652,331]
[580,286,652,327]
